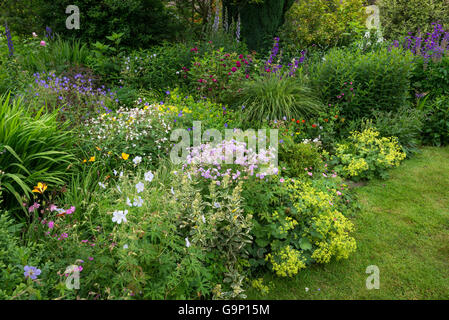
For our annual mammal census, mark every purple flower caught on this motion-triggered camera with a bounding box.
[24,266,41,280]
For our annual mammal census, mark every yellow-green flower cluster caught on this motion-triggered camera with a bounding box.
[266,245,306,277]
[251,278,270,295]
[288,180,357,265]
[334,128,406,179]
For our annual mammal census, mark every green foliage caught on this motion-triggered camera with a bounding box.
[411,55,449,99]
[281,0,368,50]
[248,177,356,277]
[379,0,449,40]
[233,72,323,125]
[186,46,256,103]
[360,106,425,155]
[419,95,449,146]
[18,35,89,75]
[21,71,119,127]
[0,94,75,213]
[121,43,192,91]
[332,127,407,181]
[311,47,414,120]
[224,0,295,52]
[36,0,181,49]
[279,137,325,178]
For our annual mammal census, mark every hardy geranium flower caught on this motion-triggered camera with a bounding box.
[144,171,154,182]
[24,266,41,280]
[32,182,47,194]
[112,210,128,224]
[135,182,144,193]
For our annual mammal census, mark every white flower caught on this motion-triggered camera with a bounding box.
[99,182,106,189]
[305,287,309,292]
[113,169,118,176]
[117,186,121,193]
[214,202,220,208]
[185,237,191,248]
[123,244,128,249]
[201,215,206,223]
[144,171,154,182]
[126,197,133,207]
[133,156,142,165]
[133,196,144,207]
[136,182,145,193]
[112,210,128,224]
[171,187,175,195]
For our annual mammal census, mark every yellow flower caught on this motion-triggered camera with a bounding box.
[89,156,95,162]
[83,159,87,163]
[95,146,101,151]
[32,182,47,194]
[121,153,129,160]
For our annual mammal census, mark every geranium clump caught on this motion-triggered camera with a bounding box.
[332,127,407,180]
[182,138,278,183]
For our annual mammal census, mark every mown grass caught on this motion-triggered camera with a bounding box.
[247,146,449,300]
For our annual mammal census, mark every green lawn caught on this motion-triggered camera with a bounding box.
[247,146,449,300]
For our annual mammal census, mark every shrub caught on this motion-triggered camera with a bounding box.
[311,47,414,120]
[281,0,368,50]
[332,127,407,181]
[121,42,192,92]
[279,136,325,178]
[232,72,323,125]
[360,106,425,155]
[419,95,449,146]
[0,94,75,213]
[411,55,449,99]
[36,0,181,49]
[186,46,256,103]
[379,0,449,40]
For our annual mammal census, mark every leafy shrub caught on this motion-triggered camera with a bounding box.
[360,106,425,155]
[419,95,449,146]
[281,0,368,50]
[332,128,407,181]
[279,136,325,178]
[411,55,449,99]
[36,0,181,49]
[232,72,323,125]
[121,43,192,91]
[0,94,75,212]
[379,0,449,40]
[311,47,414,120]
[186,46,256,103]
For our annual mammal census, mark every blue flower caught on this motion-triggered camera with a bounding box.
[24,266,41,280]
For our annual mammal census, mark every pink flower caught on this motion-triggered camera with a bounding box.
[323,173,328,177]
[245,74,249,79]
[28,202,40,213]
[280,178,285,183]
[88,257,94,261]
[48,221,54,229]
[236,61,241,67]
[40,40,46,46]
[231,67,237,72]
[32,32,38,38]
[49,204,58,212]
[66,206,75,215]
[77,266,83,272]
[307,172,313,177]
[337,191,342,196]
